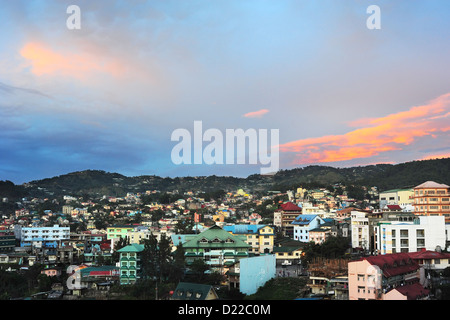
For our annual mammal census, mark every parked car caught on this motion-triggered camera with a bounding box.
[282,260,292,266]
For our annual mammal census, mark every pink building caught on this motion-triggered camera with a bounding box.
[348,252,429,300]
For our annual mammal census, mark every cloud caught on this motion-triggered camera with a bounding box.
[20,42,126,80]
[243,109,269,118]
[280,93,450,165]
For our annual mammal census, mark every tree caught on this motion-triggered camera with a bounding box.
[112,236,130,262]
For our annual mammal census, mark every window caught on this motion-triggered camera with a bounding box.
[400,230,408,237]
[400,239,409,247]
[416,229,425,238]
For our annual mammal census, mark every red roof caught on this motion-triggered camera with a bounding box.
[362,253,419,277]
[386,205,402,211]
[392,282,429,300]
[280,202,301,212]
[408,250,450,260]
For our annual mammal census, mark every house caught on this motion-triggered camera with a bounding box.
[272,238,305,264]
[171,282,219,300]
[379,188,414,208]
[181,225,250,274]
[383,282,430,300]
[223,224,275,254]
[41,266,62,277]
[348,252,426,300]
[291,214,326,242]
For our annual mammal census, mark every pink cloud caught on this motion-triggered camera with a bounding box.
[243,109,269,118]
[20,42,126,80]
[280,93,450,165]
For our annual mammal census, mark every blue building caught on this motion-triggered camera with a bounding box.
[291,215,325,242]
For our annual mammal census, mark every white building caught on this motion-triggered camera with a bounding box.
[374,216,446,255]
[351,211,371,251]
[292,214,325,243]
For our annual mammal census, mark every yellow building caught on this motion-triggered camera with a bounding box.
[223,225,274,254]
[379,188,413,207]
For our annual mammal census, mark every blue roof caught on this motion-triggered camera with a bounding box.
[223,224,267,234]
[291,214,320,225]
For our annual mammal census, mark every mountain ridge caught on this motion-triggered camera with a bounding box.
[16,157,450,197]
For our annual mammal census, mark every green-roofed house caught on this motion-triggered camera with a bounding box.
[117,243,144,285]
[171,282,219,300]
[182,225,250,274]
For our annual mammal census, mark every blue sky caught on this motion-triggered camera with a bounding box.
[1,0,450,184]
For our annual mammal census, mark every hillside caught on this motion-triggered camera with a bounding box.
[14,157,450,198]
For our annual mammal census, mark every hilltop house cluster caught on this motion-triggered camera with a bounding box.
[0,180,449,300]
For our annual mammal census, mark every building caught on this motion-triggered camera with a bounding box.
[181,225,250,274]
[408,249,450,273]
[374,216,446,255]
[379,188,414,209]
[413,181,450,221]
[107,224,136,249]
[20,225,70,248]
[238,255,276,295]
[0,229,16,253]
[223,224,274,254]
[272,238,305,264]
[348,252,427,300]
[117,243,144,285]
[273,202,302,238]
[292,214,326,243]
[171,282,219,300]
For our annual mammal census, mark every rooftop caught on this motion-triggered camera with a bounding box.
[414,181,450,189]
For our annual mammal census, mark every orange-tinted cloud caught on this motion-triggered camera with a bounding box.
[243,109,269,118]
[420,153,450,161]
[280,93,450,165]
[20,42,125,80]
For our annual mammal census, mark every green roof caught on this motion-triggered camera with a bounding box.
[182,225,250,249]
[172,282,217,300]
[117,243,144,253]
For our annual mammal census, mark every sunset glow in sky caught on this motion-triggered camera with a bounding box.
[1,0,450,183]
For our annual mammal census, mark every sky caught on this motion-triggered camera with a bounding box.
[1,0,450,184]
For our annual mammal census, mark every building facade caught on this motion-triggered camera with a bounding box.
[223,224,274,254]
[348,252,427,300]
[20,225,70,248]
[374,216,446,255]
[413,181,450,221]
[181,225,250,274]
[117,243,144,285]
[292,214,325,243]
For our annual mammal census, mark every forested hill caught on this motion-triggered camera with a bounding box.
[3,158,450,198]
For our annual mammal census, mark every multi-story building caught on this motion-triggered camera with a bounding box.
[379,188,413,209]
[107,224,136,249]
[292,214,326,243]
[20,225,70,248]
[413,181,450,221]
[117,243,144,285]
[374,216,446,255]
[348,252,429,300]
[273,202,302,238]
[0,229,16,253]
[181,225,250,274]
[223,224,274,254]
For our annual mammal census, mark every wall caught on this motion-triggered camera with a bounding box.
[239,254,276,295]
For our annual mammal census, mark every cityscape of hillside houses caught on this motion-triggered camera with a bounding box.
[0,178,450,301]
